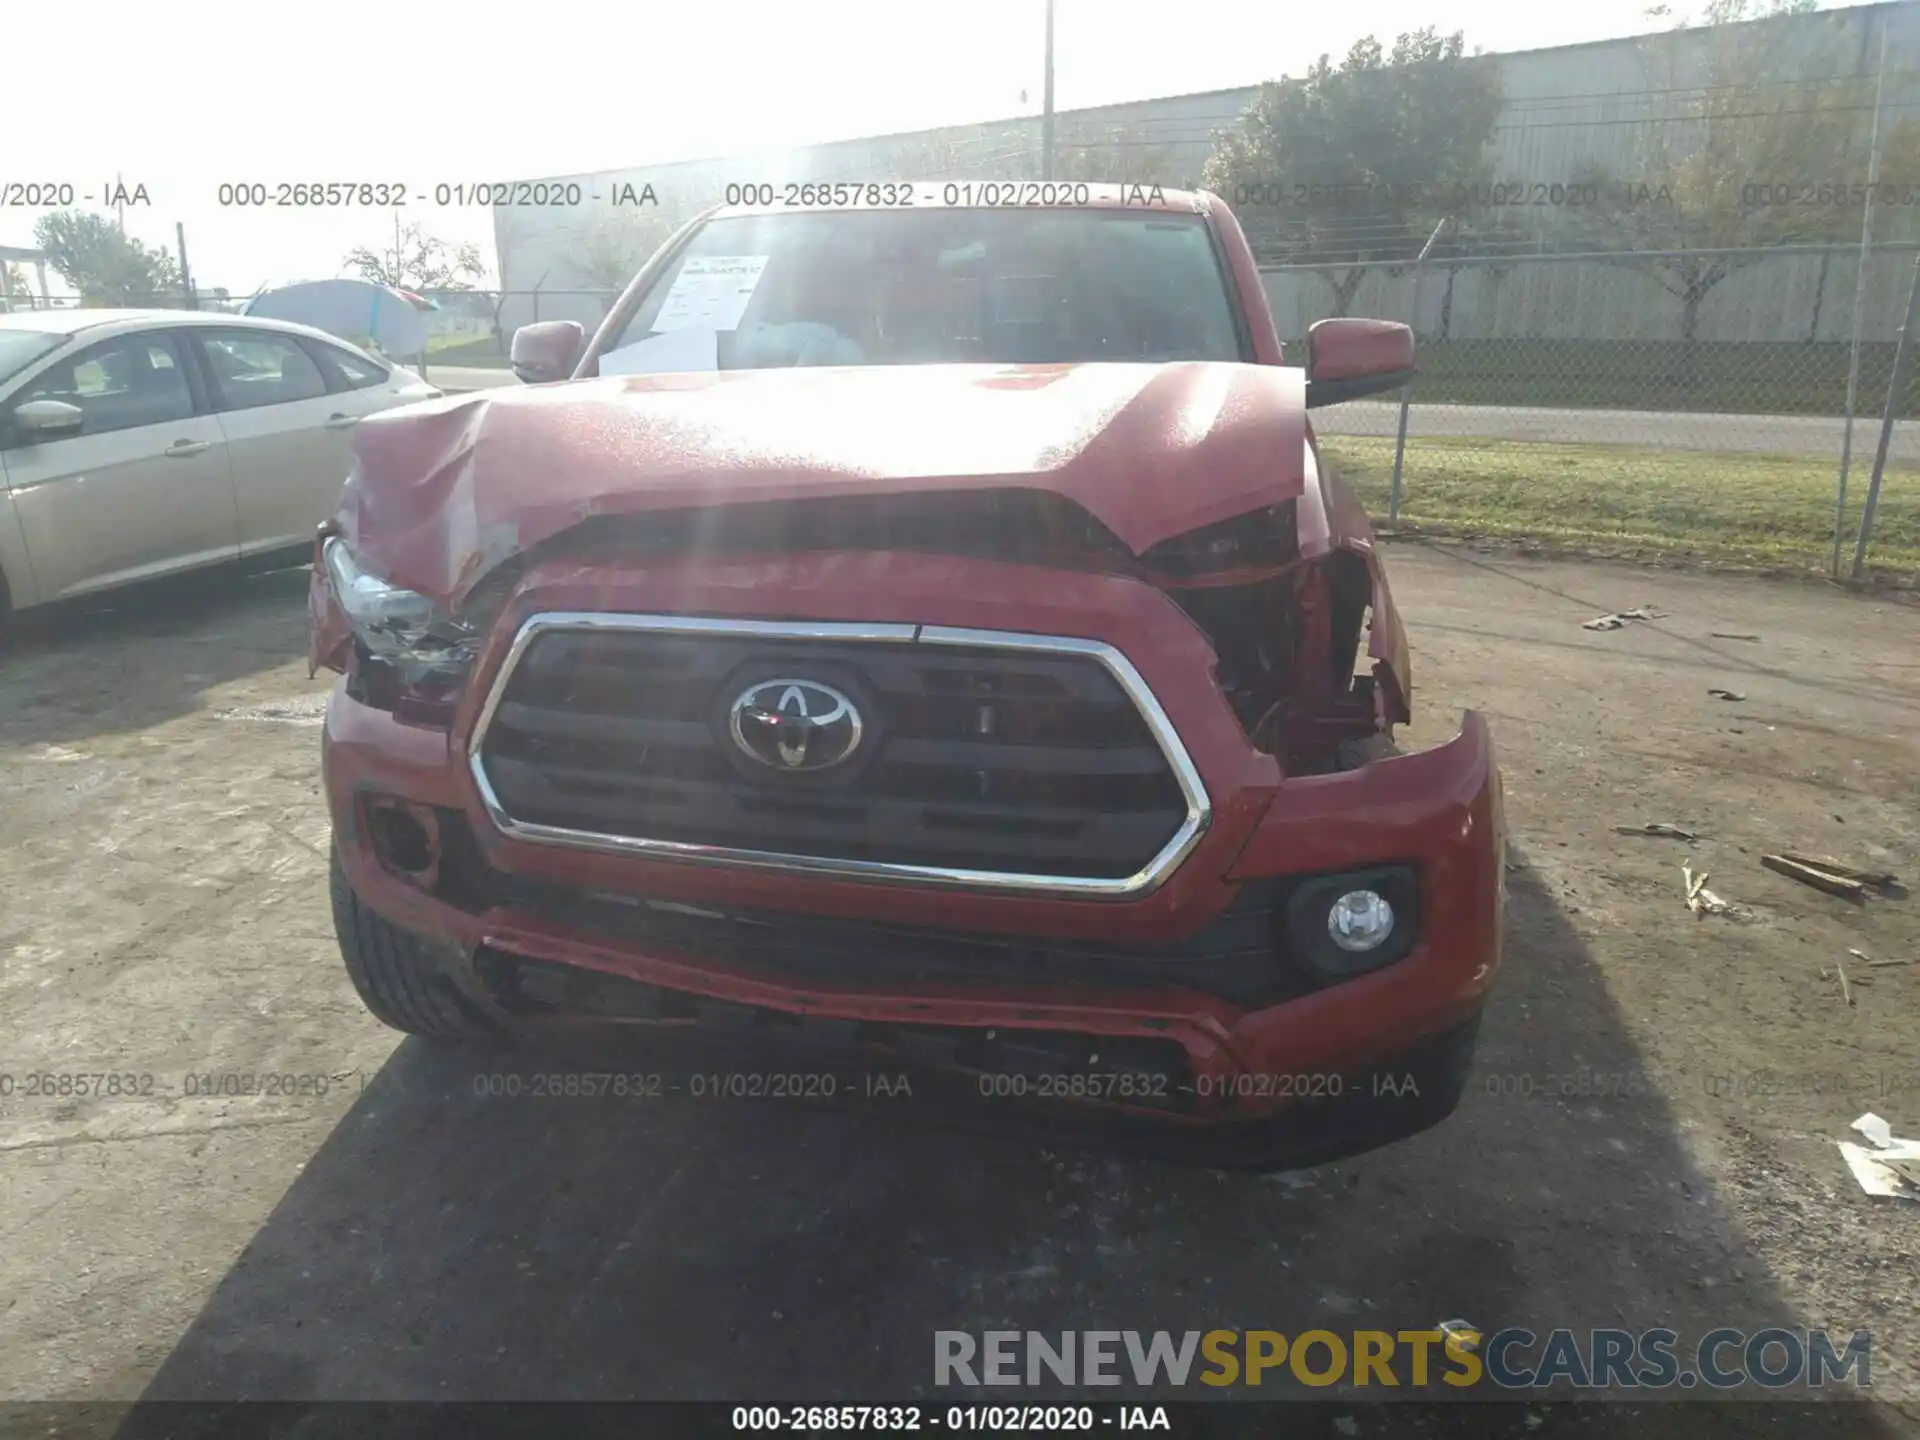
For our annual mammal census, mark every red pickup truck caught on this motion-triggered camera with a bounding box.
[309,185,1504,1170]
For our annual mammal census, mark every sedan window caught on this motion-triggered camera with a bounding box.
[15,334,195,437]
[199,332,329,410]
[309,341,389,392]
[0,329,64,387]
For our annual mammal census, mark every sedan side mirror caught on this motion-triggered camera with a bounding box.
[12,398,85,439]
[510,321,585,385]
[1304,319,1416,408]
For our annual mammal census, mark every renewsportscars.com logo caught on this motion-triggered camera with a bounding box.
[933,1327,1874,1390]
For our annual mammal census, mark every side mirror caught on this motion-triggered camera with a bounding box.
[12,398,85,439]
[1304,319,1416,408]
[510,321,585,385]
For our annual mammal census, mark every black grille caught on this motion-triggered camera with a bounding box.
[492,874,1316,1008]
[475,628,1192,880]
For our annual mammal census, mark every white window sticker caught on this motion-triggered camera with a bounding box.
[650,255,770,334]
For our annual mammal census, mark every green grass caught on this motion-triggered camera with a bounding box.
[1291,340,1920,418]
[1320,435,1920,584]
[423,335,509,363]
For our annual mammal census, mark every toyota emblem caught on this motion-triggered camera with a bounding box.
[728,679,864,772]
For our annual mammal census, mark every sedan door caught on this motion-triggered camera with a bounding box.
[303,337,440,421]
[188,327,360,559]
[0,330,240,603]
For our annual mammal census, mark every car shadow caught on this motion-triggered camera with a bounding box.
[0,561,314,747]
[116,862,1906,1437]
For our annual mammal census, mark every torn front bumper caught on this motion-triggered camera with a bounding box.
[325,705,1500,1142]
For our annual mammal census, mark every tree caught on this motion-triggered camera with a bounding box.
[1050,130,1201,188]
[1201,29,1504,314]
[1,263,32,311]
[32,210,180,305]
[343,222,487,293]
[1572,0,1920,344]
[1642,0,1814,26]
[570,210,678,293]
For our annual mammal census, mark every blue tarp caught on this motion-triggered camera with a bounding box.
[242,278,429,357]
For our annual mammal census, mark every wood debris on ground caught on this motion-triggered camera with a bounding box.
[1682,863,1731,917]
[1613,822,1697,841]
[1820,963,1865,1004]
[1760,852,1903,902]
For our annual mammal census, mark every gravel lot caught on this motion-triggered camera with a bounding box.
[2,544,1917,1436]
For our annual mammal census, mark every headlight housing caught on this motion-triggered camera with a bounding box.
[1138,502,1299,578]
[323,537,490,718]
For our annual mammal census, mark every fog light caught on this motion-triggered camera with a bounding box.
[1328,889,1395,953]
[365,797,441,886]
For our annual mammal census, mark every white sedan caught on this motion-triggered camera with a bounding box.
[0,308,439,621]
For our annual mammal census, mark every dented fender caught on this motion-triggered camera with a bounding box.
[308,540,351,678]
[1300,433,1411,726]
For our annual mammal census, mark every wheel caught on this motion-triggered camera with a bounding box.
[329,847,500,1038]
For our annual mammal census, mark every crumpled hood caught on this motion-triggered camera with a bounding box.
[338,361,1306,605]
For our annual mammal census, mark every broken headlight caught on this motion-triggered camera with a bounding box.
[1139,502,1300,579]
[323,537,489,720]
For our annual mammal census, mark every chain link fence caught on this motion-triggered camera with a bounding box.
[1276,241,1920,583]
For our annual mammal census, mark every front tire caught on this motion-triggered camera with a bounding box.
[329,848,499,1038]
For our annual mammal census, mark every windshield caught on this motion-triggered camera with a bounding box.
[0,329,65,388]
[600,208,1248,371]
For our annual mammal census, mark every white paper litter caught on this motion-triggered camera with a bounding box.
[598,326,719,376]
[650,255,769,333]
[1839,1113,1920,1201]
[1853,1112,1894,1149]
[1583,606,1667,631]
[1839,1143,1918,1199]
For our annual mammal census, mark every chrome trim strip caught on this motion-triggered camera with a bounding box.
[467,612,1213,899]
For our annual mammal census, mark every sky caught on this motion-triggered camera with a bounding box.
[0,0,1881,294]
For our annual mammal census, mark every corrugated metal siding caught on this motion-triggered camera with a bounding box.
[494,1,1920,342]
[1261,247,1920,343]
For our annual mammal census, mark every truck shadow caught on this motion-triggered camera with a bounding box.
[120,863,1903,1436]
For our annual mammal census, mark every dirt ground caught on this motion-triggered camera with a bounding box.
[2,543,1917,1435]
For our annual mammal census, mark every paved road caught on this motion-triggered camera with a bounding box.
[426,363,1913,461]
[1313,399,1920,462]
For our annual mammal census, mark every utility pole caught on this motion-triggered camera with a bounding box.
[1041,0,1056,181]
[1833,12,1891,577]
[176,222,196,310]
[1850,249,1920,580]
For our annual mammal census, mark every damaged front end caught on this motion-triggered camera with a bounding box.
[310,458,1408,782]
[308,340,1497,1168]
[309,526,505,730]
[1137,481,1409,776]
